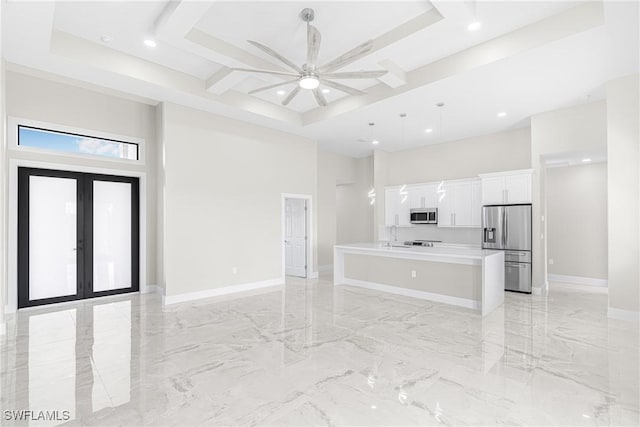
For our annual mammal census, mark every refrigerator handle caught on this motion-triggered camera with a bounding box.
[502,208,507,247]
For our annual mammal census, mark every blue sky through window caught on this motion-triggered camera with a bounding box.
[18,127,138,160]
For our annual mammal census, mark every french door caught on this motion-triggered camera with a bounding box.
[18,168,139,308]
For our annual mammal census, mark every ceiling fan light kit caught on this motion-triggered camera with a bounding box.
[233,8,388,107]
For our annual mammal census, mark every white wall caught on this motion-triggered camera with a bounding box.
[531,100,608,292]
[546,162,608,280]
[3,71,158,309]
[336,158,374,246]
[317,151,373,268]
[386,127,531,185]
[160,102,317,297]
[0,2,6,331]
[606,74,639,315]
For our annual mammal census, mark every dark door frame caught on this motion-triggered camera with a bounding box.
[18,167,139,309]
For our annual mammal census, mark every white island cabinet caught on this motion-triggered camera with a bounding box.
[334,243,505,316]
[480,169,533,205]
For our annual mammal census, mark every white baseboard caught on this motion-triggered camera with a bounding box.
[318,264,333,272]
[608,307,640,322]
[307,272,319,279]
[548,274,608,287]
[4,305,16,315]
[0,322,6,336]
[532,287,542,295]
[163,278,284,305]
[141,284,162,294]
[340,278,480,311]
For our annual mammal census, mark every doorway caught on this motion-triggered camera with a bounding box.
[18,167,139,308]
[283,196,308,278]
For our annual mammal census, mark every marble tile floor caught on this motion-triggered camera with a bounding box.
[0,276,638,426]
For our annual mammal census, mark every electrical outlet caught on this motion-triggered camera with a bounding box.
[232,267,238,274]
[411,270,417,278]
[548,259,554,265]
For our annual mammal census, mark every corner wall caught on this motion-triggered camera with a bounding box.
[530,100,608,292]
[317,150,373,269]
[161,103,317,297]
[606,74,639,318]
[547,162,608,281]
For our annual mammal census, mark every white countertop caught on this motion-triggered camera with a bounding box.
[335,242,502,261]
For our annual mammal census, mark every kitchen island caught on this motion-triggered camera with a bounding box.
[334,243,504,316]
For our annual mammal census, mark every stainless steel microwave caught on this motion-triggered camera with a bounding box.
[410,208,437,224]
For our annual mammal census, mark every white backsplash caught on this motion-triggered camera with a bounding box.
[381,225,482,246]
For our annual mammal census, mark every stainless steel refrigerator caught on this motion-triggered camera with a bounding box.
[482,204,532,293]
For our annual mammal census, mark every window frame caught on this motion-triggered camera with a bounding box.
[8,117,146,166]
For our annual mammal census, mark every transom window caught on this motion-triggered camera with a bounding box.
[18,125,139,161]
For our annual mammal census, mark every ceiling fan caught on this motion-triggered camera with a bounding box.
[232,8,387,107]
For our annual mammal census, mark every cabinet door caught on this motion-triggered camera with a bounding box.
[408,185,426,209]
[471,180,482,227]
[384,188,399,226]
[505,174,532,203]
[423,183,439,208]
[481,176,505,205]
[397,193,411,226]
[452,182,473,227]
[437,183,454,227]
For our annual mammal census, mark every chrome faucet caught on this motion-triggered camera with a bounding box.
[390,225,398,244]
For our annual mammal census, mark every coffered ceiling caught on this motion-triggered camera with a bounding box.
[2,1,639,157]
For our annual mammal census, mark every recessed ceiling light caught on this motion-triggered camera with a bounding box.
[144,39,157,48]
[322,88,330,94]
[100,34,113,44]
[497,112,507,118]
[467,21,482,32]
[371,139,380,145]
[425,128,433,133]
[582,158,592,163]
[276,90,286,96]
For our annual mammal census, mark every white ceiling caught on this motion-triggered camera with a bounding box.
[2,0,639,157]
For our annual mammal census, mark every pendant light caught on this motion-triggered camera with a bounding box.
[367,122,376,205]
[399,113,408,204]
[435,103,446,202]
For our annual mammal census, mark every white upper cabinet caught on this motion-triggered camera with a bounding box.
[437,178,481,228]
[480,170,533,205]
[408,184,438,209]
[471,180,482,227]
[384,187,411,227]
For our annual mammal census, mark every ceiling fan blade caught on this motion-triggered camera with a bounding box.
[282,86,301,106]
[317,40,374,74]
[231,67,300,77]
[248,79,299,95]
[247,40,302,72]
[307,24,321,69]
[320,79,366,96]
[321,70,387,79]
[312,88,327,107]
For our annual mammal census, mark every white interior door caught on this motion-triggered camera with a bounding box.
[285,198,307,277]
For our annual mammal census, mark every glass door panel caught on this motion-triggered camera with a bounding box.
[92,181,132,292]
[28,175,78,301]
